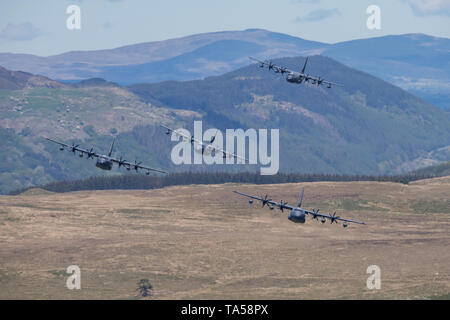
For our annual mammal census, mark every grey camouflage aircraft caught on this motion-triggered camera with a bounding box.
[161,124,248,163]
[233,188,365,227]
[45,137,168,175]
[249,56,342,88]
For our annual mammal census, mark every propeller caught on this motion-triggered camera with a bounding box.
[261,194,271,208]
[311,208,319,220]
[133,159,142,172]
[117,156,127,168]
[279,200,288,212]
[86,147,95,159]
[70,143,79,154]
[330,212,340,224]
[317,77,324,85]
[274,66,285,74]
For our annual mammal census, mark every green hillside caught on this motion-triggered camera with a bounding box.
[0,56,449,194]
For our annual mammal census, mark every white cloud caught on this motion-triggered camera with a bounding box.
[293,8,340,22]
[404,0,450,16]
[0,22,41,41]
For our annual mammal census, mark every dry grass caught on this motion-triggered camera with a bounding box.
[0,177,449,299]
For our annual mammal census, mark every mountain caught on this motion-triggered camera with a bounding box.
[0,29,449,109]
[1,56,449,194]
[0,66,66,90]
[129,55,450,175]
[322,33,450,110]
[0,29,327,81]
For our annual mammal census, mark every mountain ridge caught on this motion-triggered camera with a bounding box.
[1,29,447,109]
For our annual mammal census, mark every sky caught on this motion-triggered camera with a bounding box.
[0,0,449,56]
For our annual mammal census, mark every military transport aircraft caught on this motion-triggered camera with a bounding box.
[161,124,248,163]
[45,137,168,175]
[233,188,365,227]
[249,57,342,89]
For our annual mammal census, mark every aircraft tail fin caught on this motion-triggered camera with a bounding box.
[301,57,309,74]
[297,188,305,208]
[210,129,219,143]
[108,138,115,157]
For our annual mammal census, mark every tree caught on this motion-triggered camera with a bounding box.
[137,279,153,297]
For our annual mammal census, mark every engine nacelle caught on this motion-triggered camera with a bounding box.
[249,199,253,204]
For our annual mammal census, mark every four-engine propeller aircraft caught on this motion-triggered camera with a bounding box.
[249,57,342,89]
[45,137,168,175]
[161,124,248,163]
[233,188,365,227]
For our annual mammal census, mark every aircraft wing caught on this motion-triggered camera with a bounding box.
[161,124,192,142]
[304,75,343,88]
[44,137,99,158]
[161,124,248,163]
[249,57,294,75]
[203,143,248,163]
[249,56,268,67]
[234,190,365,225]
[110,157,168,174]
[233,191,295,211]
[303,209,365,225]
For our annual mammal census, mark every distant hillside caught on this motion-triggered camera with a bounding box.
[0,57,449,194]
[323,33,450,110]
[129,55,450,175]
[0,66,66,90]
[0,29,448,109]
[10,171,435,195]
[410,161,450,177]
[0,29,327,81]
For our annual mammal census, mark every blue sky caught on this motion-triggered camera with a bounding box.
[0,0,449,56]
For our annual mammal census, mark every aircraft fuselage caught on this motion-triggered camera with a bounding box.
[286,73,305,84]
[288,208,306,223]
[95,156,113,170]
